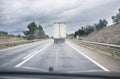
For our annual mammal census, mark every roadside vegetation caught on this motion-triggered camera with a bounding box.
[68,8,120,45]
[0,30,26,49]
[0,30,25,43]
[23,22,48,40]
[0,21,49,49]
[68,8,120,58]
[74,19,107,37]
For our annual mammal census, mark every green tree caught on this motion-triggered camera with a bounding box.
[23,22,47,40]
[23,22,37,40]
[84,25,94,35]
[95,19,108,31]
[74,25,95,37]
[74,27,85,37]
[36,25,46,39]
[78,27,85,36]
[74,31,78,37]
[112,8,120,24]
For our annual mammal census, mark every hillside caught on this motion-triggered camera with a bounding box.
[84,23,120,45]
[0,35,25,43]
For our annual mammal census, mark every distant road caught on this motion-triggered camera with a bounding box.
[0,39,115,72]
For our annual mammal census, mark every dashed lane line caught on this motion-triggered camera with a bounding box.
[15,42,53,67]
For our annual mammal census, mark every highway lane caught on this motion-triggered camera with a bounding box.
[16,40,103,72]
[0,39,52,67]
[0,39,103,72]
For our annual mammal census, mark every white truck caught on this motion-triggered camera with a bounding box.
[53,22,66,43]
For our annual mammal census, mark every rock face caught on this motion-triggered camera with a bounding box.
[85,23,120,45]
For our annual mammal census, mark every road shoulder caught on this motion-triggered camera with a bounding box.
[66,40,120,71]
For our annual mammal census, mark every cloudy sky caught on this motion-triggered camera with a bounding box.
[0,0,120,36]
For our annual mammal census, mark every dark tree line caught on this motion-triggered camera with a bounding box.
[0,31,8,35]
[74,8,120,38]
[0,31,22,38]
[94,19,108,31]
[74,19,108,37]
[23,22,48,40]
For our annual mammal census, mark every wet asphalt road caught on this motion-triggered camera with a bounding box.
[0,39,102,72]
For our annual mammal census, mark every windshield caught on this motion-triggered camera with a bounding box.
[0,0,120,74]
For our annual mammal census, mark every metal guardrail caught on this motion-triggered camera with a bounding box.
[82,41,120,49]
[81,40,120,57]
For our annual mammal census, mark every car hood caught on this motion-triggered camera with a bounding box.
[0,67,120,79]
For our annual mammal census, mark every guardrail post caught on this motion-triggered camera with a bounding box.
[112,48,115,56]
[94,44,96,49]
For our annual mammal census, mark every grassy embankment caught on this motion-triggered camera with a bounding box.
[69,23,120,58]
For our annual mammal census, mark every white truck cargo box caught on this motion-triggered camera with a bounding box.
[53,22,66,43]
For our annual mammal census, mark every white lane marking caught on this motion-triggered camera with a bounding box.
[22,67,48,72]
[23,44,46,59]
[66,42,110,72]
[23,50,37,59]
[15,42,53,67]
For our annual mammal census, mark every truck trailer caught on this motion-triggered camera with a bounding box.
[53,22,66,43]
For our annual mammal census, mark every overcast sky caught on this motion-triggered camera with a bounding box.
[0,0,120,36]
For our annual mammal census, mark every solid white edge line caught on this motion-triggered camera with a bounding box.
[15,42,53,67]
[66,42,110,72]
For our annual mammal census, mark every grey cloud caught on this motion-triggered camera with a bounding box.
[0,0,120,36]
